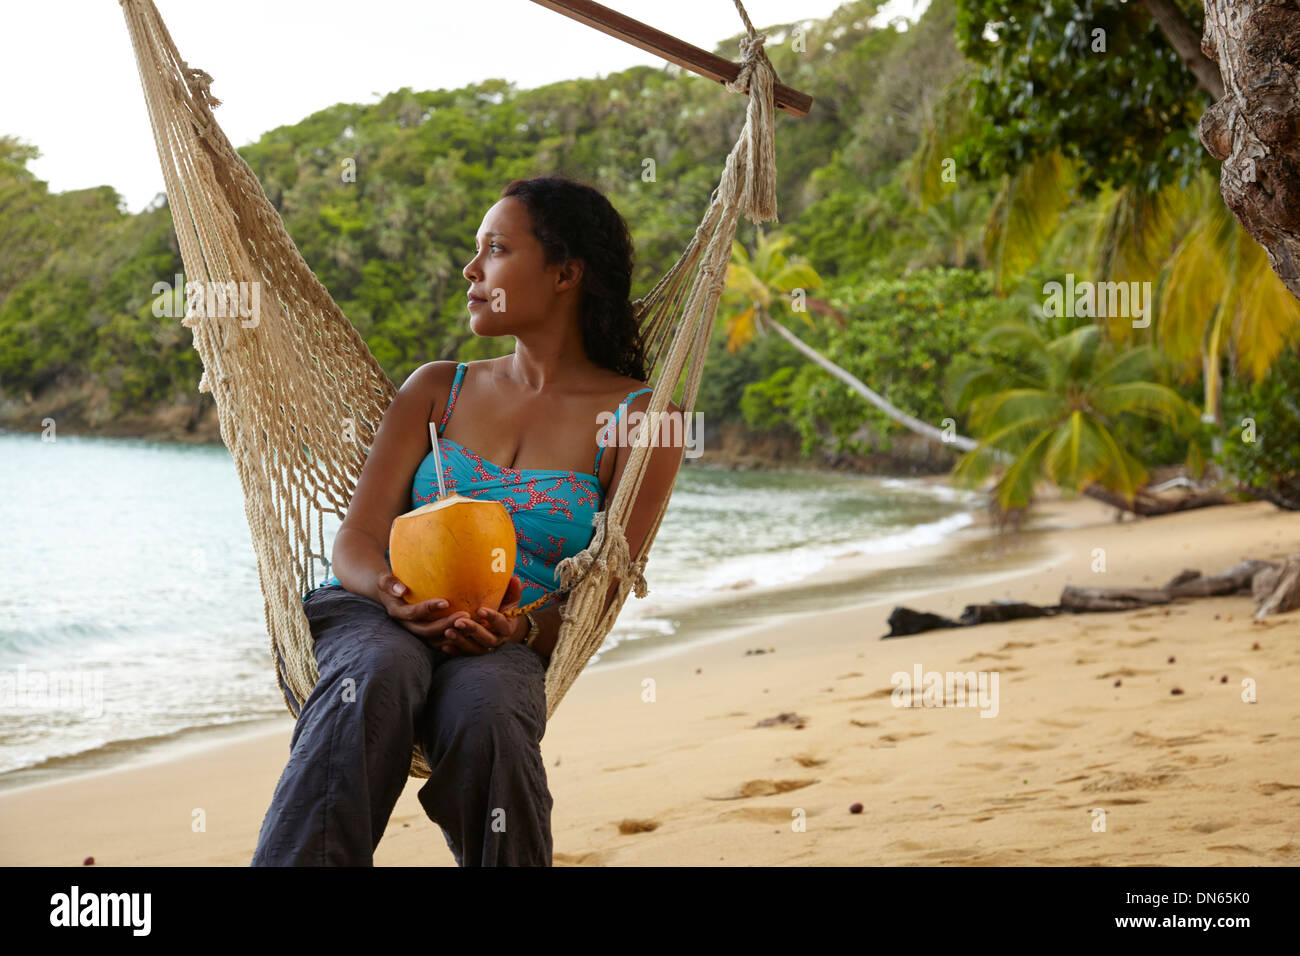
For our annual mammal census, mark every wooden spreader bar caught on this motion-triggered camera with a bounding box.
[528,0,813,117]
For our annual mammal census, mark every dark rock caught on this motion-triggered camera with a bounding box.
[883,606,962,637]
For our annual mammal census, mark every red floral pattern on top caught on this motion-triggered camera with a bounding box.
[310,363,652,600]
[410,437,603,605]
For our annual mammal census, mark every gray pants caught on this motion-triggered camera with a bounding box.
[250,584,554,866]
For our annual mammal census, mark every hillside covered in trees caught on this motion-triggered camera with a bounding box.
[2,0,1297,509]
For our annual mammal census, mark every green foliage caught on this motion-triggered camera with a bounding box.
[747,268,1003,458]
[1,0,1294,506]
[948,311,1203,509]
[694,325,797,427]
[952,0,1214,196]
[2,1,966,412]
[1218,343,1300,507]
[740,366,799,431]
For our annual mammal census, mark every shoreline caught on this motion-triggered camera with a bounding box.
[3,493,1294,865]
[0,478,1010,794]
[0,421,955,478]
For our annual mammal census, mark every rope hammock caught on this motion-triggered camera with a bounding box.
[119,0,806,779]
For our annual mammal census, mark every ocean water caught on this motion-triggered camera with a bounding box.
[0,430,981,778]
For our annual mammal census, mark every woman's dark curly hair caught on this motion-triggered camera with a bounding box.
[500,175,648,382]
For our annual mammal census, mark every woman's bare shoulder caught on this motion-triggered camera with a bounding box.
[607,375,682,415]
[401,361,461,410]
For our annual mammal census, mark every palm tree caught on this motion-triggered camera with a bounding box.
[911,81,1300,434]
[948,318,1202,512]
[721,227,984,452]
[911,187,990,270]
[1152,169,1300,431]
[982,157,1300,434]
[721,227,825,353]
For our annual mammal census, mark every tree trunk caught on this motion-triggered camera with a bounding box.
[1059,587,1173,611]
[1256,554,1300,618]
[1081,480,1237,515]
[1234,478,1300,511]
[1198,0,1300,301]
[1163,559,1277,596]
[1140,0,1225,100]
[883,557,1296,636]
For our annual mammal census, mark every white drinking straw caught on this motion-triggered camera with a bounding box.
[428,422,448,500]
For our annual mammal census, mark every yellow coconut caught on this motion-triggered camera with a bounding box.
[388,494,516,615]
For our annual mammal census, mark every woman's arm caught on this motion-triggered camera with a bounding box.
[332,361,455,604]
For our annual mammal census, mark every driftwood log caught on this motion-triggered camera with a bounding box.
[1082,481,1237,517]
[1257,554,1300,617]
[883,554,1299,637]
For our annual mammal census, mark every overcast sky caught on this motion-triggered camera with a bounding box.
[2,0,926,213]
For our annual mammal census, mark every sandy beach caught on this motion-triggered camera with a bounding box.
[2,488,1297,866]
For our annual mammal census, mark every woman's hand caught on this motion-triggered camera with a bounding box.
[375,571,480,651]
[436,575,527,657]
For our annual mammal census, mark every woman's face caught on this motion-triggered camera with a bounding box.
[462,196,580,336]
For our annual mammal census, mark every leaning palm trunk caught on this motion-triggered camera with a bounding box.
[756,309,991,453]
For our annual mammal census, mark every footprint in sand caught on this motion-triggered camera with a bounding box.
[790,754,826,767]
[617,818,661,834]
[922,847,982,860]
[1129,730,1208,748]
[992,739,1059,752]
[877,731,932,743]
[849,719,880,727]
[1096,668,1156,679]
[1207,844,1265,856]
[720,806,812,824]
[886,839,928,852]
[554,849,615,864]
[602,762,648,772]
[1081,771,1183,792]
[998,641,1036,650]
[1257,782,1300,796]
[1191,821,1234,834]
[1174,753,1231,768]
[705,778,819,800]
[836,672,863,679]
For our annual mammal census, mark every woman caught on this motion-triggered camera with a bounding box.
[251,175,684,866]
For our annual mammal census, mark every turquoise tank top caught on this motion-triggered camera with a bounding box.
[316,362,652,609]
